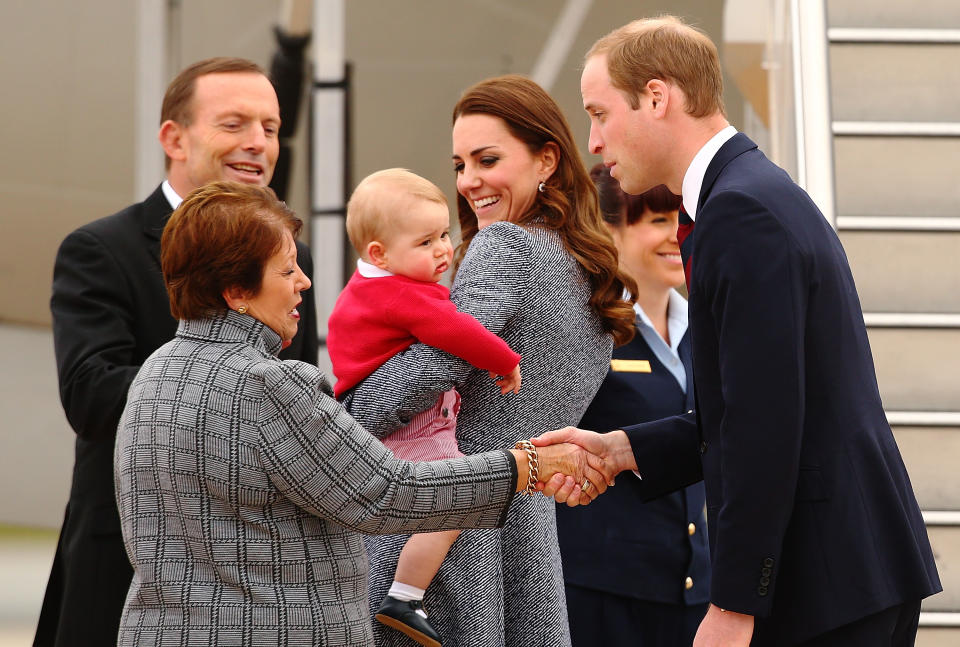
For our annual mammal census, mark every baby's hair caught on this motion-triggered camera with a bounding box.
[346,168,448,256]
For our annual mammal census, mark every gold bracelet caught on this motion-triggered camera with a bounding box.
[514,440,539,495]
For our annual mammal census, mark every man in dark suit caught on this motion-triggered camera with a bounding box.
[35,57,319,647]
[537,15,940,647]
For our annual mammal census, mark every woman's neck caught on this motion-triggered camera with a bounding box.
[634,284,672,346]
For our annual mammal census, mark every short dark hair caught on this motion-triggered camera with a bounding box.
[590,163,681,227]
[160,57,265,126]
[161,181,302,320]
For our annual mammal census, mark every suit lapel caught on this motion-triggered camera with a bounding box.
[679,334,695,411]
[141,185,175,266]
[697,132,758,211]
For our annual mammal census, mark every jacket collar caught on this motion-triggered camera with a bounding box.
[141,183,176,242]
[697,132,758,213]
[681,126,737,219]
[176,309,284,356]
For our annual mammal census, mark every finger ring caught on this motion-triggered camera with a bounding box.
[581,480,592,492]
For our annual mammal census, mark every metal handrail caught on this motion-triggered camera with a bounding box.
[790,0,836,226]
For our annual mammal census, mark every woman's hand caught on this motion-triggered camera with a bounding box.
[534,442,613,506]
[530,427,638,504]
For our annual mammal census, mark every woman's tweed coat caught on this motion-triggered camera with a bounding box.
[114,311,520,646]
[346,222,613,647]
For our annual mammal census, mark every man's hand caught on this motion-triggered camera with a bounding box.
[532,442,613,507]
[490,365,521,395]
[693,605,754,647]
[530,426,638,503]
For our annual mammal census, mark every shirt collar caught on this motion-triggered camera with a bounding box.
[633,289,688,353]
[680,125,738,220]
[161,180,182,210]
[357,258,394,278]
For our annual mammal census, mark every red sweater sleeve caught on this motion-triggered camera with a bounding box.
[328,273,520,399]
[390,280,521,375]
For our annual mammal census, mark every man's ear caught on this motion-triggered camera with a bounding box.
[538,141,560,180]
[366,241,390,270]
[221,285,249,311]
[158,120,187,162]
[646,79,670,116]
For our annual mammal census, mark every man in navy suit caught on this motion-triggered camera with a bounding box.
[35,58,319,647]
[537,15,940,647]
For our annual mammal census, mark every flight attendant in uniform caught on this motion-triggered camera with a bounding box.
[556,164,709,647]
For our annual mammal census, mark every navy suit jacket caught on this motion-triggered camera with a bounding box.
[623,134,940,645]
[36,185,319,647]
[557,324,709,607]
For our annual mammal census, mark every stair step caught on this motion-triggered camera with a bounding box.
[924,511,960,525]
[922,523,960,611]
[838,231,960,313]
[893,429,960,510]
[920,611,960,627]
[828,0,960,30]
[865,313,960,328]
[829,27,960,43]
[830,41,960,123]
[868,327,960,411]
[834,137,960,218]
[837,216,960,231]
[888,411,960,426]
[834,123,960,137]
[917,625,960,647]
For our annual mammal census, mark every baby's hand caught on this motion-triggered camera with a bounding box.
[489,365,522,395]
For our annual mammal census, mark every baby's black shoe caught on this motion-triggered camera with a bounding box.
[375,595,442,647]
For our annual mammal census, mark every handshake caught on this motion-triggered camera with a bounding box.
[521,427,639,507]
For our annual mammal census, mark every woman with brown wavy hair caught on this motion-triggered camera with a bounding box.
[345,75,635,647]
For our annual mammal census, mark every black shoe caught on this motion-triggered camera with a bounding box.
[374,595,442,647]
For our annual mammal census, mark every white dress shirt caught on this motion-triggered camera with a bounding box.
[680,125,738,220]
[161,180,182,210]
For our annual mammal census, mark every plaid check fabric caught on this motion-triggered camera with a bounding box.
[114,310,517,646]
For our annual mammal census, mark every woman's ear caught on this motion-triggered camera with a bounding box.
[538,142,560,180]
[366,241,390,270]
[222,285,249,312]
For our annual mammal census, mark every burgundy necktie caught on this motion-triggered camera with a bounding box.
[677,205,695,290]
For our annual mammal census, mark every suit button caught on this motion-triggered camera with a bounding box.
[687,523,696,536]
[685,577,693,590]
[760,576,770,586]
[761,567,771,577]
[687,410,694,414]
[699,441,708,454]
[758,585,768,596]
[763,557,774,568]
[399,415,410,425]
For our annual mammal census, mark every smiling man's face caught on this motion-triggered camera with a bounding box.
[171,72,281,193]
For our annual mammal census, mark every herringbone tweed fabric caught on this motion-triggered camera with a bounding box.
[114,310,519,646]
[347,222,613,647]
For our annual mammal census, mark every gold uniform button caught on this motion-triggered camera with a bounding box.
[688,523,696,536]
[685,577,693,590]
